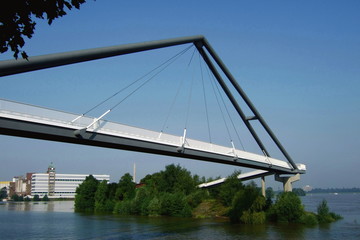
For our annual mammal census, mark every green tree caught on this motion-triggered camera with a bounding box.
[140,164,196,195]
[265,187,274,209]
[186,189,208,208]
[94,180,110,212]
[11,194,20,201]
[42,195,49,201]
[228,184,263,223]
[33,194,40,201]
[115,173,135,201]
[293,188,306,196]
[1,0,88,59]
[317,199,342,223]
[160,192,191,217]
[269,192,305,223]
[265,187,274,199]
[0,187,7,199]
[75,175,99,212]
[140,172,162,195]
[113,199,132,215]
[131,187,152,216]
[160,164,196,195]
[147,196,162,216]
[218,170,243,207]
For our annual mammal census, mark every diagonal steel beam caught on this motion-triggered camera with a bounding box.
[201,39,298,170]
[194,41,271,158]
[0,35,204,77]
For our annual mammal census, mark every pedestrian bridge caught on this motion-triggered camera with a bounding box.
[0,35,306,181]
[0,98,305,174]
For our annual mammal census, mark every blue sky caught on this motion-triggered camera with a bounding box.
[1,0,359,189]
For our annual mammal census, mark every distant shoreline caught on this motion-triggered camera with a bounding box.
[306,188,360,194]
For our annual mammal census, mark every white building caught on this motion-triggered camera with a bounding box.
[31,164,109,198]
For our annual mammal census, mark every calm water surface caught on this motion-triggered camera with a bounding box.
[0,193,359,239]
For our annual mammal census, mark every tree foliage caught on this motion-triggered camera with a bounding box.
[218,170,243,207]
[42,195,49,201]
[75,174,99,212]
[94,180,114,212]
[0,187,7,199]
[115,173,136,201]
[73,165,342,227]
[229,184,265,223]
[317,199,342,223]
[293,188,306,196]
[0,0,87,59]
[33,194,40,201]
[268,192,305,223]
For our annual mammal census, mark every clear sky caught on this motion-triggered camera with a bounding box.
[1,0,359,189]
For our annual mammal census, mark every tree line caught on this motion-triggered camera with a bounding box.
[75,164,342,225]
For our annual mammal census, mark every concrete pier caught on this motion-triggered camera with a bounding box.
[275,173,300,192]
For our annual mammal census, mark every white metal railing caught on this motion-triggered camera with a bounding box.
[0,98,304,171]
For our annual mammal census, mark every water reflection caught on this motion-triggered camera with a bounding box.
[1,195,360,240]
[4,201,74,212]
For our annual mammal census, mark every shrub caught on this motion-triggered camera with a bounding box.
[240,210,266,224]
[113,200,132,215]
[129,187,149,215]
[299,212,318,226]
[317,200,342,223]
[228,186,263,223]
[186,189,208,208]
[33,194,40,201]
[115,173,136,201]
[219,171,243,207]
[269,192,305,223]
[75,175,99,212]
[160,192,191,217]
[147,197,162,216]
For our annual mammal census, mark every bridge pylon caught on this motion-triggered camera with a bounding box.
[275,173,300,192]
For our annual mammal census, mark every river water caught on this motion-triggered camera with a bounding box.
[0,193,359,239]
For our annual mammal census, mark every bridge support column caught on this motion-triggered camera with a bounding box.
[275,173,300,192]
[261,176,266,197]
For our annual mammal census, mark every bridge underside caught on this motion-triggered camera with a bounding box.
[0,116,304,175]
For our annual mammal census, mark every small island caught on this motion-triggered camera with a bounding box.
[75,164,341,225]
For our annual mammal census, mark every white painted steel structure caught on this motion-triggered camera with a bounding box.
[0,99,306,174]
[198,170,272,188]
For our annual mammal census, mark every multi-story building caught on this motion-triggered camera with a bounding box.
[13,176,27,196]
[31,164,110,198]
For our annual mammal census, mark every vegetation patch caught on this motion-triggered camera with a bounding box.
[192,199,228,219]
[74,164,342,226]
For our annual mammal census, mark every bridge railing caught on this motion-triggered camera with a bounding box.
[0,99,305,171]
[0,99,240,156]
[0,98,89,126]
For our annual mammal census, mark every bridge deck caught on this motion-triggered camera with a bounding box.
[198,170,274,188]
[0,99,305,174]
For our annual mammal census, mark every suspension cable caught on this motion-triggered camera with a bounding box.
[109,45,194,112]
[206,66,232,142]
[160,48,197,134]
[199,54,212,143]
[205,63,245,150]
[184,58,196,130]
[72,45,194,123]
